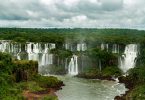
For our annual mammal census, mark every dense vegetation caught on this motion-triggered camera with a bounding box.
[0,52,63,100]
[0,28,145,44]
[116,43,145,99]
[1,28,145,99]
[77,48,122,79]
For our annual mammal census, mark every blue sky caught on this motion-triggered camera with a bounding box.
[0,0,144,29]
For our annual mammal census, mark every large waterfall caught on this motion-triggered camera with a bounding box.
[119,44,138,73]
[25,43,54,67]
[68,55,78,75]
[0,40,139,75]
[0,41,55,73]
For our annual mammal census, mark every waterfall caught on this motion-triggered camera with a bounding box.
[65,58,68,70]
[65,43,73,51]
[41,44,53,66]
[26,43,40,62]
[112,44,119,53]
[101,43,105,50]
[119,44,138,73]
[65,43,69,50]
[24,43,54,67]
[101,43,109,52]
[77,43,87,51]
[41,53,53,66]
[16,44,21,60]
[77,44,81,51]
[49,43,56,49]
[68,55,78,75]
[0,41,9,52]
[0,41,56,74]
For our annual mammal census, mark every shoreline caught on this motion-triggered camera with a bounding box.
[23,88,57,100]
[24,75,129,100]
[114,76,134,100]
[23,79,65,100]
[76,74,129,100]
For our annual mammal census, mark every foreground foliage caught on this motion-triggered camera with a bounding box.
[0,52,62,100]
[116,67,145,99]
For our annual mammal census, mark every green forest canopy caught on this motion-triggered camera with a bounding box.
[0,28,145,44]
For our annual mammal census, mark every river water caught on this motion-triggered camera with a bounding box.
[56,76,127,100]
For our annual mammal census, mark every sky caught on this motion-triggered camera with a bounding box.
[0,0,144,29]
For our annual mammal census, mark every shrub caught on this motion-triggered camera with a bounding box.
[102,66,122,77]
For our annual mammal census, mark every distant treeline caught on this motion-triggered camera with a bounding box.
[0,28,145,44]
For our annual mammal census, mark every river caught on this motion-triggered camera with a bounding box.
[56,76,127,100]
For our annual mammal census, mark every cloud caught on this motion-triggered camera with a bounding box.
[0,0,144,29]
[101,0,123,11]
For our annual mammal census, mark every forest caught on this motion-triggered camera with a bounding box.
[0,28,145,44]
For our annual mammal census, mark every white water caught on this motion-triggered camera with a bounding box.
[0,41,139,74]
[56,76,127,100]
[68,55,79,75]
[77,43,87,51]
[0,41,55,72]
[119,44,138,73]
[65,43,87,51]
[112,44,119,53]
[101,43,109,52]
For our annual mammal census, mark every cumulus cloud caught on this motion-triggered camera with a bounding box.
[0,0,144,29]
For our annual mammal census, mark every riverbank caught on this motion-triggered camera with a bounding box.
[114,76,133,100]
[114,76,145,100]
[23,88,58,100]
[114,67,145,100]
[22,76,65,100]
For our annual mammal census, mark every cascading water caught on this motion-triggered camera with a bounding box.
[77,43,87,51]
[119,44,138,73]
[68,55,78,75]
[101,43,109,52]
[65,43,73,51]
[65,43,87,51]
[112,44,119,53]
[1,41,139,75]
[41,44,54,66]
[0,41,55,74]
[26,43,40,63]
[101,43,105,50]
